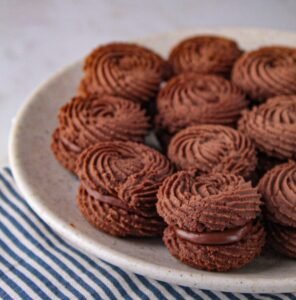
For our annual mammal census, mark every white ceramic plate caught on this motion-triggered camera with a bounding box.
[10,28,296,293]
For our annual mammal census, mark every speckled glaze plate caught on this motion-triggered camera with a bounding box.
[10,28,296,293]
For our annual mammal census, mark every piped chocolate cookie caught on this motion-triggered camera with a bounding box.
[169,35,242,77]
[76,141,173,237]
[78,42,171,103]
[156,73,247,134]
[232,46,296,101]
[168,124,257,179]
[51,93,150,173]
[258,161,296,228]
[157,171,265,271]
[238,95,296,160]
[258,161,296,258]
[266,222,296,259]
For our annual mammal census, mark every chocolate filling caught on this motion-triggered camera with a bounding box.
[82,182,162,219]
[81,182,130,210]
[175,222,253,245]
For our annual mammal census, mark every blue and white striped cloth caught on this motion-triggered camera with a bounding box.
[0,167,295,300]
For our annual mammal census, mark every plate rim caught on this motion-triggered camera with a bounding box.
[9,27,296,293]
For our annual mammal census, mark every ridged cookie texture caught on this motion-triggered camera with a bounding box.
[169,35,242,77]
[51,128,79,173]
[239,95,296,160]
[156,73,247,134]
[157,171,262,232]
[51,93,150,172]
[232,46,296,100]
[78,185,165,237]
[163,222,265,272]
[258,161,296,227]
[78,42,171,103]
[157,171,265,271]
[76,141,173,237]
[168,124,257,179]
[267,222,296,259]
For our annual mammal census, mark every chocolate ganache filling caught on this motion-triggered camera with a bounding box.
[175,222,253,245]
[81,182,130,210]
[77,141,173,217]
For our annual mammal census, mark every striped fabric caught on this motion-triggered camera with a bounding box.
[0,168,295,300]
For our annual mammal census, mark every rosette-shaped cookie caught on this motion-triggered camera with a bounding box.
[259,161,296,259]
[168,125,257,179]
[78,43,171,103]
[51,94,150,173]
[238,95,296,160]
[232,46,296,100]
[78,185,165,237]
[267,222,296,259]
[156,73,247,134]
[169,35,242,77]
[158,171,262,232]
[76,141,173,237]
[157,171,265,272]
[258,161,296,227]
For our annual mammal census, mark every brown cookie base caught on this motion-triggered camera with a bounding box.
[267,222,296,259]
[77,77,90,98]
[77,185,165,237]
[258,161,296,228]
[51,129,79,173]
[163,222,265,272]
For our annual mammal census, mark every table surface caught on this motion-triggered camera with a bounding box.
[1,0,296,167]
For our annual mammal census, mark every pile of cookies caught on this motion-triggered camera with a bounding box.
[52,35,296,272]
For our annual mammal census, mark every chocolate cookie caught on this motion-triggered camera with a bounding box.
[267,222,296,259]
[169,35,242,77]
[157,171,262,231]
[238,95,296,160]
[51,93,150,173]
[258,161,296,227]
[156,73,247,134]
[76,141,173,237]
[51,128,79,173]
[78,185,165,237]
[78,43,171,103]
[157,171,265,271]
[168,125,257,179]
[163,222,265,272]
[232,46,296,101]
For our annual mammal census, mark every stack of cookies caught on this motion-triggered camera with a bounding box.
[157,171,265,272]
[51,34,296,272]
[76,141,173,237]
[258,161,296,258]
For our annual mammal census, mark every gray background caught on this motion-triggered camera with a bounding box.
[1,0,296,166]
